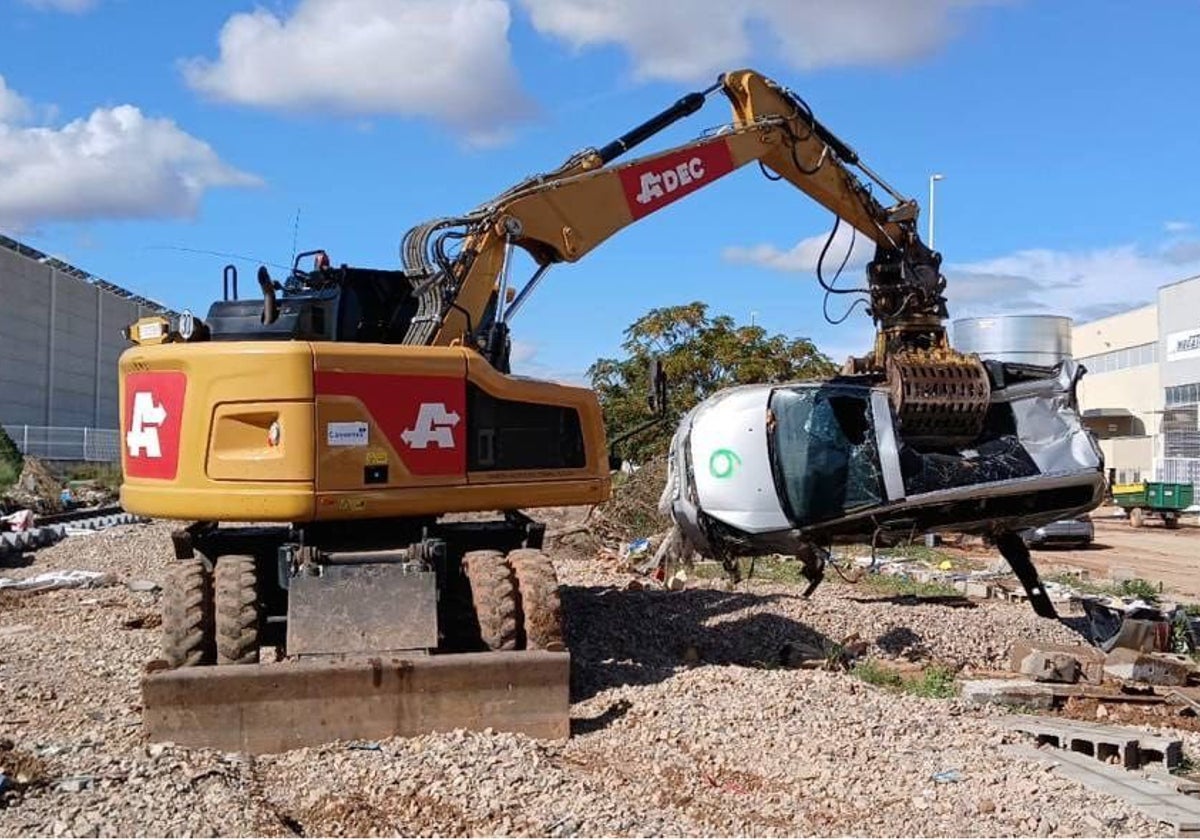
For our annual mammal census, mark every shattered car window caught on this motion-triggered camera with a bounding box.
[899,433,1041,497]
[769,386,883,524]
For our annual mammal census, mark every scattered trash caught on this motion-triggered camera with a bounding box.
[621,537,652,565]
[0,773,10,793]
[0,570,114,592]
[666,568,688,591]
[0,509,35,532]
[931,769,963,784]
[56,775,94,793]
[938,560,953,571]
[346,741,382,752]
[125,579,161,593]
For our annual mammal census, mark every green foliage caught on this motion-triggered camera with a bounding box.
[66,463,123,494]
[0,425,23,493]
[0,460,18,493]
[852,659,958,699]
[1043,573,1162,602]
[851,659,904,689]
[906,665,958,699]
[589,302,838,462]
[861,572,960,599]
[1119,578,1160,602]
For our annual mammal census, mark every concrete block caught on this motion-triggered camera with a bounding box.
[965,580,993,599]
[1001,714,1184,770]
[1011,640,1105,684]
[961,679,1056,709]
[1019,650,1080,684]
[1002,742,1200,835]
[952,578,968,594]
[1105,649,1192,687]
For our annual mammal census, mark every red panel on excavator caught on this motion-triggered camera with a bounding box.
[315,372,467,477]
[618,138,736,220]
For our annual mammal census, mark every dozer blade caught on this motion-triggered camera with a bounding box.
[142,651,569,754]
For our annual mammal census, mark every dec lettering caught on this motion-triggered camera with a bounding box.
[635,157,706,205]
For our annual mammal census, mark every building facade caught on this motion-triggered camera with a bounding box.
[0,234,173,430]
[1072,275,1200,489]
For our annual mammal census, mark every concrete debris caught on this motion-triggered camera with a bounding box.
[1003,742,1200,836]
[55,776,94,794]
[999,714,1183,770]
[1021,650,1081,684]
[1104,649,1194,688]
[1011,640,1106,684]
[961,678,1057,709]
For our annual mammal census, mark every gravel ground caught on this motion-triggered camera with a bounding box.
[1,520,1196,837]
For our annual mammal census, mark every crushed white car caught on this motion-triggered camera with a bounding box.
[660,359,1105,617]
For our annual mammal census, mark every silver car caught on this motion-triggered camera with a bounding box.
[661,358,1105,600]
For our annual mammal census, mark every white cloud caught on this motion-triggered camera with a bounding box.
[945,242,1200,322]
[724,226,1200,326]
[510,339,539,364]
[0,76,32,124]
[0,86,261,229]
[20,0,96,11]
[183,0,532,144]
[1164,220,1192,234]
[520,0,996,81]
[723,222,873,277]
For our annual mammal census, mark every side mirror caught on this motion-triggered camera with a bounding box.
[647,358,668,416]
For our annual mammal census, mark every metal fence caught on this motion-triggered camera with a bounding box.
[2,425,121,462]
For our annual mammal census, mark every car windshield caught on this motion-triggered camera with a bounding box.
[769,385,884,525]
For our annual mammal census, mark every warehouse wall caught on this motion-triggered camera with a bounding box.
[1159,275,1200,390]
[0,245,153,428]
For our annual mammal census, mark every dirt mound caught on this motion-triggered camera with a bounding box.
[2,458,63,514]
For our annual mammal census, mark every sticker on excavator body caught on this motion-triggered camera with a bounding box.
[315,372,466,476]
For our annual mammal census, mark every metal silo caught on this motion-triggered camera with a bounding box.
[952,315,1072,366]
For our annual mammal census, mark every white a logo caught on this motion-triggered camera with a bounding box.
[400,403,461,449]
[635,156,706,205]
[127,392,168,457]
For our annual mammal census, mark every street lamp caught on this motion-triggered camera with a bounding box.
[928,173,945,249]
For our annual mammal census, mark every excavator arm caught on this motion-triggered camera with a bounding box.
[401,68,987,444]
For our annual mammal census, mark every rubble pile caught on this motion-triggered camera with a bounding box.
[1,458,63,515]
[0,520,1193,836]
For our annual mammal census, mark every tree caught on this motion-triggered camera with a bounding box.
[588,302,839,463]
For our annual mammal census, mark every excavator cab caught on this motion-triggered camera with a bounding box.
[198,255,424,345]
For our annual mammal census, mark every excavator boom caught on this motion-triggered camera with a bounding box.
[401,68,983,445]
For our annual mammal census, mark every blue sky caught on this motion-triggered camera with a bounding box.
[2,0,1199,382]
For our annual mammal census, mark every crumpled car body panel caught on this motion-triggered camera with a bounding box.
[662,359,1105,558]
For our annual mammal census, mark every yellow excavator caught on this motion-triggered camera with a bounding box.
[121,69,990,753]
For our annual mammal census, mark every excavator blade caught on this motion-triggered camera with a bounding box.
[142,651,570,754]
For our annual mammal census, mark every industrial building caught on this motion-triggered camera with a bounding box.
[955,273,1200,492]
[0,233,173,440]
